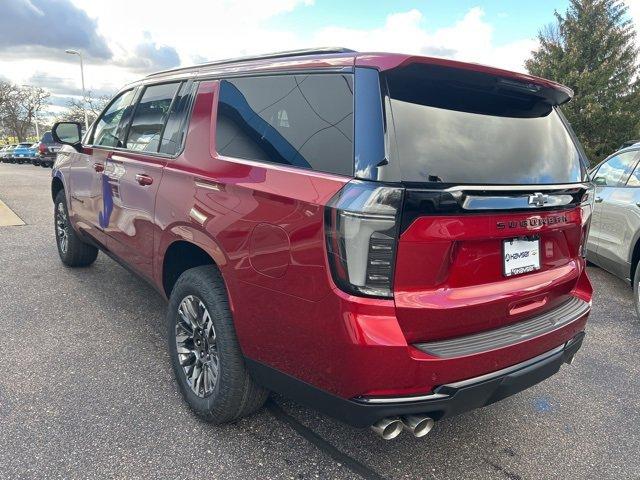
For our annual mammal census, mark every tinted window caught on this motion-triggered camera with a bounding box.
[93,90,136,147]
[626,155,640,186]
[215,73,354,176]
[42,132,53,143]
[386,65,587,184]
[160,82,194,155]
[126,83,180,152]
[594,151,638,186]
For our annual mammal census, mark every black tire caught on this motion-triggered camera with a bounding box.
[54,190,98,267]
[633,262,640,318]
[167,265,268,423]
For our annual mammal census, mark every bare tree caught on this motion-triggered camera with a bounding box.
[0,84,50,141]
[0,81,17,141]
[0,81,12,108]
[58,91,112,125]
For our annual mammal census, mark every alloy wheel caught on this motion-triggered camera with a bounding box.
[56,202,69,254]
[175,295,219,397]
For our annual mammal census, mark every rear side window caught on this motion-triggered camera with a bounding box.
[385,65,588,185]
[593,151,638,186]
[126,82,180,152]
[159,82,195,155]
[93,89,136,148]
[626,157,640,187]
[215,73,354,176]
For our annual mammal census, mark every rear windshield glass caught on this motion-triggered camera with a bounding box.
[386,65,587,185]
[42,132,53,143]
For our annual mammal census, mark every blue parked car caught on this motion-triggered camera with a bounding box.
[12,142,35,164]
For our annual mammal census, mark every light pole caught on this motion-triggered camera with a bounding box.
[65,49,89,130]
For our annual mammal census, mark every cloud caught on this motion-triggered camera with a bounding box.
[70,0,315,66]
[0,0,111,60]
[0,1,541,105]
[27,71,115,97]
[627,0,640,36]
[313,7,536,73]
[115,33,181,73]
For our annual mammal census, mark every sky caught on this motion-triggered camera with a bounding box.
[1,0,640,118]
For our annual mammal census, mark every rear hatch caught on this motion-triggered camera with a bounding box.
[383,63,592,344]
[40,132,62,155]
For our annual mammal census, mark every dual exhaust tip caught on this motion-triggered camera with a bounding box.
[370,415,435,440]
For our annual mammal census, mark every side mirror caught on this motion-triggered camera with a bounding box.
[592,176,607,186]
[52,122,83,152]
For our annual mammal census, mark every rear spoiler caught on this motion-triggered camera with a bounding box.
[356,54,573,106]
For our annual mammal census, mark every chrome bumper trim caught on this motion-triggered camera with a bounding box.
[356,393,450,404]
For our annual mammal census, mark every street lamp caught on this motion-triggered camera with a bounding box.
[65,49,89,130]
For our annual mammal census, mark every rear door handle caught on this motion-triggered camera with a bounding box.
[135,173,153,186]
[595,196,603,203]
[93,162,104,173]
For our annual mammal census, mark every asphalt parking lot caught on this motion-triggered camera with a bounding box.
[0,162,639,479]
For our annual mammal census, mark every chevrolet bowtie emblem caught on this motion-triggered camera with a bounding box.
[528,192,548,207]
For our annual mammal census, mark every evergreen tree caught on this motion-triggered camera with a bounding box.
[526,0,640,165]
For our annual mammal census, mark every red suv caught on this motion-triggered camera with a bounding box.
[50,48,593,440]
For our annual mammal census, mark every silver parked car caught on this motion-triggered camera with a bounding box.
[587,144,640,313]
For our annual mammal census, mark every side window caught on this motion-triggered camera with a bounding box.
[126,82,180,152]
[627,155,640,186]
[215,73,354,176]
[159,82,195,155]
[592,151,638,186]
[93,89,136,147]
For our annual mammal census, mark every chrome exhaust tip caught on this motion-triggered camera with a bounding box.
[401,414,435,438]
[370,417,404,440]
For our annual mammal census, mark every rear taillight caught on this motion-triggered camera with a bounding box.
[579,185,595,257]
[325,181,404,298]
[38,143,47,154]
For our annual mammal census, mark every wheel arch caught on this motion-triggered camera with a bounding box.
[630,233,640,285]
[159,228,229,299]
[51,173,65,201]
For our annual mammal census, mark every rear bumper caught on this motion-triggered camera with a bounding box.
[247,332,585,428]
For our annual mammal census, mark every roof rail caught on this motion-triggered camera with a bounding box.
[146,47,356,78]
